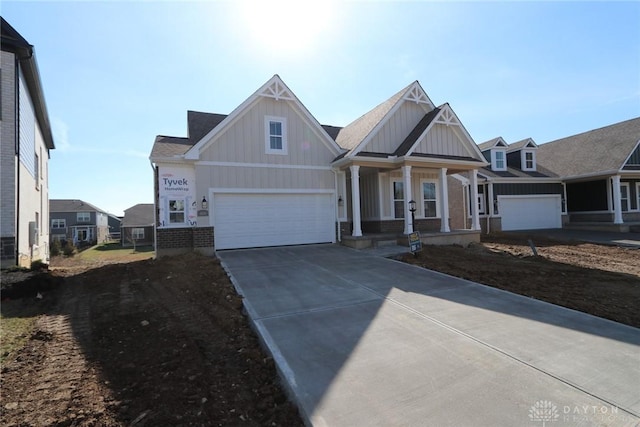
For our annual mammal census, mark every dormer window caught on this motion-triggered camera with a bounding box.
[492,149,506,171]
[522,150,536,171]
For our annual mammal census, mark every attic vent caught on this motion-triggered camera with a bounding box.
[260,80,294,101]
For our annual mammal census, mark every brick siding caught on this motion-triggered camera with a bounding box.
[157,227,214,251]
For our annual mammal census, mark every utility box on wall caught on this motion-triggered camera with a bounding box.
[28,221,39,246]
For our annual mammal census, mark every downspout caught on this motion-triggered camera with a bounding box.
[332,169,341,242]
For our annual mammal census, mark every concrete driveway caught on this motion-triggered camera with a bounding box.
[218,245,640,427]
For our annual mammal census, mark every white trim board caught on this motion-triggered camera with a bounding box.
[195,161,332,170]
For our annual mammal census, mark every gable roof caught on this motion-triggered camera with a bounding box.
[183,75,342,160]
[507,138,537,152]
[478,164,559,179]
[122,204,155,227]
[187,111,227,142]
[50,199,107,214]
[335,81,435,157]
[1,17,55,150]
[478,137,507,151]
[536,117,640,179]
[393,107,442,156]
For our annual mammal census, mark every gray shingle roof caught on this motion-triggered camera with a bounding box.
[536,117,640,178]
[50,199,107,213]
[187,111,227,142]
[335,82,413,152]
[122,204,155,227]
[507,138,536,152]
[150,135,194,158]
[478,137,506,152]
[479,165,559,179]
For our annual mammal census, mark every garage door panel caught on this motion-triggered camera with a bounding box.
[213,193,335,250]
[499,196,561,231]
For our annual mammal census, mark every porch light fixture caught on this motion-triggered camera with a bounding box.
[201,197,208,210]
[409,200,416,229]
[338,196,343,206]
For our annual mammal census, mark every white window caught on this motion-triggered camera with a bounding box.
[392,180,404,219]
[522,150,536,171]
[52,219,66,229]
[132,228,145,240]
[620,183,630,212]
[492,149,506,171]
[421,181,438,218]
[265,116,287,154]
[169,199,185,223]
[477,186,485,215]
[77,212,90,222]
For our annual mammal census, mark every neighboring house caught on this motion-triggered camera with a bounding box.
[121,204,154,247]
[107,213,122,240]
[1,18,55,268]
[49,199,109,245]
[536,117,640,230]
[150,75,487,255]
[469,136,565,232]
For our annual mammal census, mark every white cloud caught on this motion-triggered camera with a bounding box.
[51,117,71,151]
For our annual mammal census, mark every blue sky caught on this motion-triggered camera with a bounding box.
[3,1,639,216]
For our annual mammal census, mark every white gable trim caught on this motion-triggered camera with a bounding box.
[350,82,434,158]
[185,75,342,160]
[406,104,486,162]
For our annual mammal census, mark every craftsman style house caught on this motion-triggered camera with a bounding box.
[1,18,55,267]
[472,137,565,232]
[536,117,640,230]
[49,199,109,245]
[150,75,487,255]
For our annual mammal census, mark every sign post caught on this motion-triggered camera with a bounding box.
[408,231,422,257]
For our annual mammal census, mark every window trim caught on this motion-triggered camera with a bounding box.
[636,182,640,212]
[391,179,405,219]
[522,150,536,171]
[265,116,288,155]
[51,218,66,229]
[491,149,507,171]
[620,182,630,212]
[420,179,440,219]
[77,212,91,223]
[168,198,186,224]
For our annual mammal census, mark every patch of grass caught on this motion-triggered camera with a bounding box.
[77,243,154,262]
[0,301,41,364]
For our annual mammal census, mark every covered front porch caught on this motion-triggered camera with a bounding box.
[334,155,483,249]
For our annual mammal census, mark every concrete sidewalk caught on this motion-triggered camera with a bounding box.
[218,245,640,427]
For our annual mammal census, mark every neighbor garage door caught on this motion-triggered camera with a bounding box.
[499,195,562,231]
[212,193,335,250]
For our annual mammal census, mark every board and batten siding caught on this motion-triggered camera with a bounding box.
[414,123,470,158]
[360,171,380,220]
[624,145,640,168]
[199,97,336,167]
[379,170,439,218]
[366,102,427,154]
[195,164,334,191]
[19,70,36,179]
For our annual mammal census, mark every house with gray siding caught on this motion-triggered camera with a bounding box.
[1,17,55,268]
[150,75,487,255]
[536,117,640,230]
[471,137,565,232]
[121,203,154,247]
[50,199,109,245]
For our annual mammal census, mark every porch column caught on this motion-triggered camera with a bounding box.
[470,169,481,231]
[440,168,450,232]
[612,175,624,224]
[402,165,413,234]
[350,165,363,236]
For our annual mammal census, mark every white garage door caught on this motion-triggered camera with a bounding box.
[213,193,335,250]
[499,195,562,231]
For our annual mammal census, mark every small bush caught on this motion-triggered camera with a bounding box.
[50,239,61,257]
[63,240,76,257]
[30,259,48,271]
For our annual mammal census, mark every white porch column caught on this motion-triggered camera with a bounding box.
[350,165,363,236]
[439,168,450,232]
[470,169,481,231]
[612,175,624,224]
[402,165,413,234]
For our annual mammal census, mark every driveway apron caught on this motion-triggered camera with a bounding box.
[218,244,640,427]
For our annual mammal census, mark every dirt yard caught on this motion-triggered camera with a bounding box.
[1,234,638,426]
[402,233,640,328]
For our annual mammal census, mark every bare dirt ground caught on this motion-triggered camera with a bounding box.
[1,234,638,426]
[401,233,640,328]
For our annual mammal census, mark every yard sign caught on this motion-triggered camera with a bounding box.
[409,232,422,253]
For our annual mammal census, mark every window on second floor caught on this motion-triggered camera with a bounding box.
[522,150,536,171]
[77,212,91,222]
[51,219,66,229]
[265,116,287,155]
[491,149,506,171]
